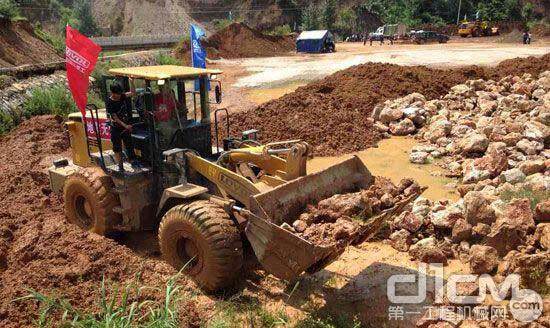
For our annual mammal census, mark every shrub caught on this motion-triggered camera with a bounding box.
[0,111,16,135]
[34,26,65,54]
[0,0,20,20]
[22,84,77,118]
[212,18,233,30]
[268,24,293,36]
[155,52,181,66]
[91,59,125,82]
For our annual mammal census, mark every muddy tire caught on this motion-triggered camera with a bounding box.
[158,200,243,291]
[63,167,120,235]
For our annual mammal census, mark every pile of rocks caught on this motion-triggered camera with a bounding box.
[388,183,548,270]
[285,177,422,247]
[374,73,549,326]
[373,72,549,327]
[373,71,549,185]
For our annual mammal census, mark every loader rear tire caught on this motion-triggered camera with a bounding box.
[63,167,120,235]
[158,200,243,292]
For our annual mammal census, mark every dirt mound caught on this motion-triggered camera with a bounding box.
[205,23,295,59]
[228,53,550,156]
[0,19,62,68]
[0,116,207,327]
[174,22,295,63]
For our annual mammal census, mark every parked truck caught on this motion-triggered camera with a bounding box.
[368,24,408,42]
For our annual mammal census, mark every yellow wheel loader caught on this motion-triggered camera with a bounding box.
[49,65,418,291]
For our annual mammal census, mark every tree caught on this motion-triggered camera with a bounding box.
[335,7,357,38]
[74,0,99,36]
[301,3,321,30]
[323,0,337,30]
[0,0,20,20]
[521,2,534,23]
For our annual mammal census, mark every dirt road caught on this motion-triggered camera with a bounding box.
[212,38,550,112]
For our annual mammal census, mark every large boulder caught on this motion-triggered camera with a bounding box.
[410,151,431,164]
[379,106,404,124]
[389,229,413,252]
[469,245,499,274]
[430,206,464,229]
[389,118,416,135]
[534,223,550,250]
[462,146,508,184]
[452,219,472,242]
[409,246,448,265]
[425,119,452,143]
[463,191,496,225]
[523,121,549,143]
[518,160,546,176]
[485,198,535,256]
[499,168,526,184]
[393,211,423,233]
[516,138,543,155]
[535,200,550,222]
[458,132,489,155]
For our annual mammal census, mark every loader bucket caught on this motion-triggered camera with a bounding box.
[245,156,373,281]
[249,156,374,225]
[244,156,423,281]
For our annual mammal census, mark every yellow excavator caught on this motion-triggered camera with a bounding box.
[458,20,499,37]
[49,65,416,291]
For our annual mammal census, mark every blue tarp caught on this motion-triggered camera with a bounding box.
[296,30,332,53]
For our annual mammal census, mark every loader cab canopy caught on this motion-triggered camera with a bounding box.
[296,30,335,53]
[99,65,223,162]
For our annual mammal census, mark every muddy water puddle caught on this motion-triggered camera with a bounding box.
[246,82,306,104]
[308,136,459,201]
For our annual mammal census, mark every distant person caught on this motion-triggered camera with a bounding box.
[523,31,531,44]
[106,82,136,171]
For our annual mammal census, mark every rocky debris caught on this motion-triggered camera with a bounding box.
[373,71,550,193]
[387,182,547,276]
[468,245,499,274]
[291,177,420,246]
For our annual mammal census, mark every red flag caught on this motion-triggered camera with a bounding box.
[65,25,101,117]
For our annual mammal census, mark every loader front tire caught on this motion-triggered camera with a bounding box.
[63,167,120,235]
[158,200,243,292]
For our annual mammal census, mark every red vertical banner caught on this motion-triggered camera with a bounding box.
[65,25,101,117]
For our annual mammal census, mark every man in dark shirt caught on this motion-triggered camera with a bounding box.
[106,82,136,171]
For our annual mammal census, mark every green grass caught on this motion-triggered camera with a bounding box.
[207,296,289,328]
[499,185,549,210]
[294,314,361,328]
[15,273,183,327]
[22,84,78,118]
